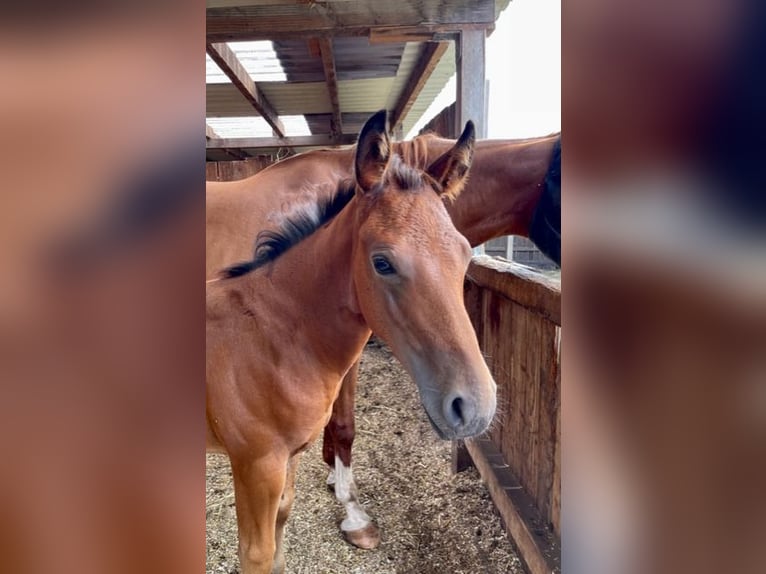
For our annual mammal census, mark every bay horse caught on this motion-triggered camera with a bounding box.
[206,111,496,574]
[206,128,561,549]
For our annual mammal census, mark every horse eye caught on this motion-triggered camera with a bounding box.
[372,255,396,275]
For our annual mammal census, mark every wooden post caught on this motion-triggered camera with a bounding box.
[451,439,474,473]
[456,29,488,255]
[455,29,487,138]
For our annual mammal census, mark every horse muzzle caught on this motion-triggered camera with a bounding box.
[421,386,496,440]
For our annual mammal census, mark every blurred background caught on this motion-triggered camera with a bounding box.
[0,1,763,573]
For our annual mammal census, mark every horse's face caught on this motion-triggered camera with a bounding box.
[350,111,496,440]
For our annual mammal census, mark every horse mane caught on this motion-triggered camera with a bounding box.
[397,133,442,170]
[220,180,356,279]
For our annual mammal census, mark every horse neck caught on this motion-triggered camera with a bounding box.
[255,197,371,376]
[403,134,559,247]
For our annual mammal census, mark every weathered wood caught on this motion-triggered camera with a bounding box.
[391,41,450,131]
[369,27,441,44]
[465,437,560,574]
[317,38,343,136]
[205,162,220,181]
[456,29,487,137]
[207,134,356,149]
[418,101,456,138]
[467,255,561,325]
[206,42,286,137]
[206,1,496,42]
[550,342,561,537]
[451,439,474,473]
[207,157,276,181]
[462,257,561,571]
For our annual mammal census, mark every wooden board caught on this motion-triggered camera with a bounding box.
[465,437,560,574]
[205,157,275,181]
[467,255,561,324]
[458,256,562,572]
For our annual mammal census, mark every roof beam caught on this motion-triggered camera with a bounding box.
[206,0,496,41]
[206,42,286,138]
[207,134,357,150]
[207,9,495,42]
[390,41,450,132]
[317,38,343,137]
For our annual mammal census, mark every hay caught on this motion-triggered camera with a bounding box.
[206,340,523,573]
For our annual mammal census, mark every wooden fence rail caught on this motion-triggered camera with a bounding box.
[456,255,561,574]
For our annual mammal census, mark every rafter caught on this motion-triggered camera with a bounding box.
[206,1,496,42]
[390,41,449,132]
[206,42,286,138]
[317,38,343,137]
[207,134,357,150]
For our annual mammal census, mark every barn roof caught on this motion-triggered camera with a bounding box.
[206,0,511,160]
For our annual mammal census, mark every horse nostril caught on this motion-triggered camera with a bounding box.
[443,392,475,430]
[451,397,465,426]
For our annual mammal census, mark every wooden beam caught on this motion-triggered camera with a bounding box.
[456,29,487,137]
[207,1,496,43]
[206,42,286,138]
[467,256,561,325]
[206,2,496,40]
[317,38,343,137]
[207,134,357,149]
[390,41,449,131]
[464,436,561,574]
[369,26,442,44]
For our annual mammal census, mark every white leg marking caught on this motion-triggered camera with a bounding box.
[326,467,336,487]
[334,455,372,532]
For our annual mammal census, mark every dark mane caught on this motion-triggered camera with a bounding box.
[220,181,356,279]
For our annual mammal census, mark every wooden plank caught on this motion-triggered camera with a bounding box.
[467,256,561,325]
[483,290,513,448]
[206,42,286,137]
[456,28,487,137]
[317,38,343,136]
[390,42,449,131]
[369,26,441,44]
[206,1,496,42]
[208,23,492,42]
[465,436,560,574]
[550,338,561,537]
[205,123,219,140]
[451,439,474,473]
[533,318,559,525]
[205,162,220,181]
[207,133,356,149]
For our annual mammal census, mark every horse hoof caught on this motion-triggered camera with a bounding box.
[343,523,381,550]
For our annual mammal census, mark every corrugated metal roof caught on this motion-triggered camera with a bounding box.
[206,0,514,155]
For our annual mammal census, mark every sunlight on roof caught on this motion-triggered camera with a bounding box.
[207,41,311,136]
[206,41,288,83]
[407,0,561,139]
[207,115,312,138]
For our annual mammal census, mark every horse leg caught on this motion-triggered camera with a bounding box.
[322,361,380,549]
[272,454,300,574]
[230,452,287,574]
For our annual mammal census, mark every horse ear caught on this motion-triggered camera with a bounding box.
[427,120,476,200]
[355,110,392,193]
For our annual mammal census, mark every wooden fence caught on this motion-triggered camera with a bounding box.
[456,255,561,574]
[205,156,276,181]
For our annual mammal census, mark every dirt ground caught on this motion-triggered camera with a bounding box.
[206,340,523,574]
